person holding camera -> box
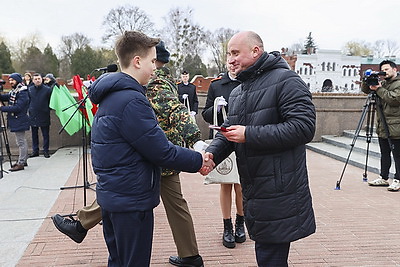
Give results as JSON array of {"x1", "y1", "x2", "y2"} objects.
[
  {"x1": 362, "y1": 60, "x2": 400, "y2": 192},
  {"x1": 0, "y1": 73, "x2": 30, "y2": 171}
]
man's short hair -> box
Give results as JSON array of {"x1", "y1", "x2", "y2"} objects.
[
  {"x1": 115, "y1": 31, "x2": 160, "y2": 69},
  {"x1": 379, "y1": 60, "x2": 397, "y2": 69},
  {"x1": 33, "y1": 73, "x2": 42, "y2": 77}
]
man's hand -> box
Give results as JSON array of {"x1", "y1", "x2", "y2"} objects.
[
  {"x1": 369, "y1": 82, "x2": 381, "y2": 91},
  {"x1": 199, "y1": 152, "x2": 215, "y2": 175},
  {"x1": 221, "y1": 125, "x2": 246, "y2": 143}
]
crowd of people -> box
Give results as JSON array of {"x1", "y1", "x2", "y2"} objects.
[
  {"x1": 0, "y1": 72, "x2": 56, "y2": 171},
  {"x1": 47, "y1": 29, "x2": 318, "y2": 267},
  {"x1": 5, "y1": 28, "x2": 399, "y2": 266}
]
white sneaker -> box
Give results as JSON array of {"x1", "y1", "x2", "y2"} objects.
[
  {"x1": 387, "y1": 179, "x2": 400, "y2": 191},
  {"x1": 368, "y1": 177, "x2": 389, "y2": 186}
]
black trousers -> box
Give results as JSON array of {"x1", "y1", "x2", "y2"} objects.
[
  {"x1": 255, "y1": 242, "x2": 291, "y2": 267},
  {"x1": 31, "y1": 126, "x2": 49, "y2": 153},
  {"x1": 378, "y1": 137, "x2": 400, "y2": 180},
  {"x1": 102, "y1": 209, "x2": 154, "y2": 267}
]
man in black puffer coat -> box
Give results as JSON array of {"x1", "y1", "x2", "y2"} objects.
[{"x1": 204, "y1": 31, "x2": 316, "y2": 266}]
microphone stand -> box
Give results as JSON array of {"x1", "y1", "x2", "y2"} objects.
[{"x1": 59, "y1": 93, "x2": 94, "y2": 207}]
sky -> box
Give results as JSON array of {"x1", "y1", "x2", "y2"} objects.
[{"x1": 2, "y1": 0, "x2": 400, "y2": 58}]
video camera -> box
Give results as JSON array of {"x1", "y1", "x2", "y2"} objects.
[
  {"x1": 0, "y1": 79, "x2": 5, "y2": 92},
  {"x1": 363, "y1": 69, "x2": 386, "y2": 86}
]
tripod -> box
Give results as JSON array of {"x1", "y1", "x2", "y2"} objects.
[
  {"x1": 59, "y1": 95, "x2": 94, "y2": 206},
  {"x1": 336, "y1": 91, "x2": 393, "y2": 189},
  {"x1": 0, "y1": 112, "x2": 13, "y2": 178}
]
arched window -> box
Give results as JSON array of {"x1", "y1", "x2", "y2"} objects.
[
  {"x1": 332, "y1": 63, "x2": 336, "y2": 71},
  {"x1": 305, "y1": 68, "x2": 308, "y2": 75},
  {"x1": 321, "y1": 62, "x2": 325, "y2": 71},
  {"x1": 299, "y1": 68, "x2": 302, "y2": 75},
  {"x1": 343, "y1": 69, "x2": 346, "y2": 76},
  {"x1": 348, "y1": 69, "x2": 351, "y2": 76},
  {"x1": 354, "y1": 69, "x2": 357, "y2": 76},
  {"x1": 327, "y1": 62, "x2": 331, "y2": 71}
]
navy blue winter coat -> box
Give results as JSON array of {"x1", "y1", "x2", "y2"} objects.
[
  {"x1": 89, "y1": 72, "x2": 203, "y2": 212},
  {"x1": 0, "y1": 85, "x2": 30, "y2": 132},
  {"x1": 28, "y1": 84, "x2": 52, "y2": 127},
  {"x1": 206, "y1": 52, "x2": 316, "y2": 244}
]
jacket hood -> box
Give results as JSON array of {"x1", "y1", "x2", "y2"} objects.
[
  {"x1": 237, "y1": 52, "x2": 289, "y2": 82},
  {"x1": 89, "y1": 72, "x2": 145, "y2": 104}
]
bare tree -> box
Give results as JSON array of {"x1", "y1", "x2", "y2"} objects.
[
  {"x1": 102, "y1": 5, "x2": 155, "y2": 44},
  {"x1": 59, "y1": 33, "x2": 91, "y2": 60},
  {"x1": 386, "y1": 39, "x2": 400, "y2": 56},
  {"x1": 344, "y1": 40, "x2": 373, "y2": 56},
  {"x1": 206, "y1": 28, "x2": 237, "y2": 74},
  {"x1": 162, "y1": 7, "x2": 206, "y2": 75},
  {"x1": 373, "y1": 40, "x2": 385, "y2": 58}
]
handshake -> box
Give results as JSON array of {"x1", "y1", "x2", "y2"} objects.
[{"x1": 193, "y1": 140, "x2": 215, "y2": 176}]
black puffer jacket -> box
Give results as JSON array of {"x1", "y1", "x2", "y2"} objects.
[{"x1": 206, "y1": 52, "x2": 316, "y2": 243}]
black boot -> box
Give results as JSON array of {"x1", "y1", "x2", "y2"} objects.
[
  {"x1": 223, "y1": 218, "x2": 235, "y2": 248},
  {"x1": 235, "y1": 214, "x2": 246, "y2": 243}
]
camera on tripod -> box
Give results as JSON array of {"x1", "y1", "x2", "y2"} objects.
[
  {"x1": 363, "y1": 69, "x2": 386, "y2": 86},
  {"x1": 0, "y1": 79, "x2": 5, "y2": 92}
]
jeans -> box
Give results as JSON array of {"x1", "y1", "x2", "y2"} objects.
[{"x1": 14, "y1": 131, "x2": 28, "y2": 164}]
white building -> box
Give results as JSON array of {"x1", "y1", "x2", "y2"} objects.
[{"x1": 295, "y1": 50, "x2": 361, "y2": 93}]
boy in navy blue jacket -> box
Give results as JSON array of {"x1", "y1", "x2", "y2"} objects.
[{"x1": 89, "y1": 31, "x2": 212, "y2": 267}]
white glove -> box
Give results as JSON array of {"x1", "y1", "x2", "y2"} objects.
[
  {"x1": 193, "y1": 140, "x2": 209, "y2": 152},
  {"x1": 182, "y1": 94, "x2": 189, "y2": 100},
  {"x1": 217, "y1": 97, "x2": 227, "y2": 112},
  {"x1": 190, "y1": 111, "x2": 196, "y2": 116}
]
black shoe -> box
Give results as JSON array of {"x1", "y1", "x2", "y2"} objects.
[
  {"x1": 44, "y1": 152, "x2": 50, "y2": 158},
  {"x1": 223, "y1": 218, "x2": 235, "y2": 248},
  {"x1": 169, "y1": 255, "x2": 204, "y2": 267},
  {"x1": 234, "y1": 214, "x2": 246, "y2": 243},
  {"x1": 30, "y1": 152, "x2": 39, "y2": 158},
  {"x1": 51, "y1": 214, "x2": 87, "y2": 243}
]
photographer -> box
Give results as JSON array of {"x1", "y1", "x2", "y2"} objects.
[{"x1": 362, "y1": 60, "x2": 400, "y2": 191}]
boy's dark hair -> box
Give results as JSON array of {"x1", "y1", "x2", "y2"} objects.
[
  {"x1": 33, "y1": 73, "x2": 42, "y2": 77},
  {"x1": 379, "y1": 60, "x2": 397, "y2": 69},
  {"x1": 115, "y1": 31, "x2": 160, "y2": 69}
]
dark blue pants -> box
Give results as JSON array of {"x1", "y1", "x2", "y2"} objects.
[
  {"x1": 31, "y1": 126, "x2": 49, "y2": 153},
  {"x1": 101, "y1": 209, "x2": 154, "y2": 267},
  {"x1": 255, "y1": 242, "x2": 291, "y2": 267},
  {"x1": 378, "y1": 137, "x2": 400, "y2": 180}
]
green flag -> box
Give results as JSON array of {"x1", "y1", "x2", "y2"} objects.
[{"x1": 49, "y1": 85, "x2": 82, "y2": 136}]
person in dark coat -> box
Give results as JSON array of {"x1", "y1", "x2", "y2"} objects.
[
  {"x1": 43, "y1": 73, "x2": 59, "y2": 89},
  {"x1": 88, "y1": 31, "x2": 212, "y2": 267},
  {"x1": 28, "y1": 73, "x2": 52, "y2": 158},
  {"x1": 0, "y1": 73, "x2": 30, "y2": 171},
  {"x1": 202, "y1": 65, "x2": 246, "y2": 249},
  {"x1": 177, "y1": 71, "x2": 198, "y2": 115},
  {"x1": 203, "y1": 31, "x2": 316, "y2": 266}
]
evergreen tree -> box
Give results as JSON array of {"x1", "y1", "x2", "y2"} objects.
[
  {"x1": 71, "y1": 46, "x2": 106, "y2": 78},
  {"x1": 303, "y1": 32, "x2": 317, "y2": 54},
  {"x1": 0, "y1": 41, "x2": 15, "y2": 74},
  {"x1": 43, "y1": 44, "x2": 59, "y2": 76},
  {"x1": 182, "y1": 54, "x2": 208, "y2": 77}
]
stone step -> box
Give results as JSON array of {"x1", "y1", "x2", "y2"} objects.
[{"x1": 306, "y1": 132, "x2": 396, "y2": 179}]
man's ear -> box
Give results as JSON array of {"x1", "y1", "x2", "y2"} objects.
[
  {"x1": 252, "y1": 46, "x2": 262, "y2": 58},
  {"x1": 132, "y1": 56, "x2": 141, "y2": 69}
]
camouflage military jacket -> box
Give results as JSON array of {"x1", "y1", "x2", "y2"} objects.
[{"x1": 147, "y1": 67, "x2": 202, "y2": 176}]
